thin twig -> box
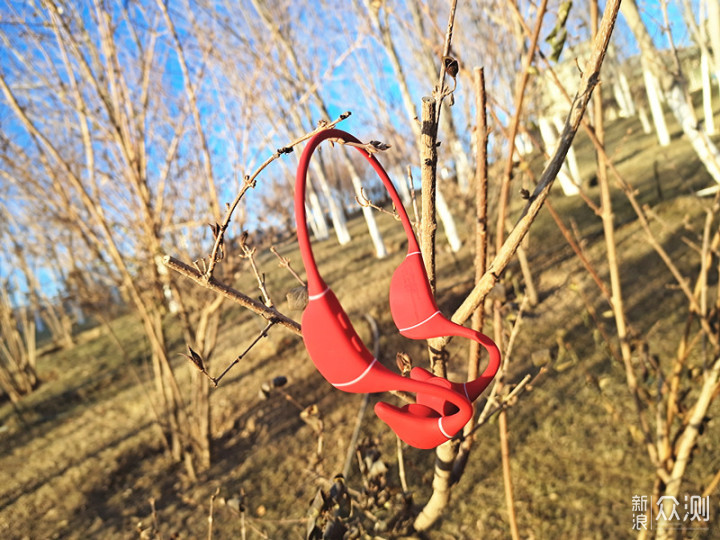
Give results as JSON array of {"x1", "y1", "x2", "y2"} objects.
[
  {"x1": 212, "y1": 321, "x2": 275, "y2": 386},
  {"x1": 486, "y1": 100, "x2": 602, "y2": 216},
  {"x1": 208, "y1": 487, "x2": 220, "y2": 540},
  {"x1": 470, "y1": 372, "x2": 539, "y2": 435},
  {"x1": 461, "y1": 66, "x2": 489, "y2": 452},
  {"x1": 204, "y1": 111, "x2": 351, "y2": 278},
  {"x1": 397, "y1": 435, "x2": 409, "y2": 494},
  {"x1": 239, "y1": 233, "x2": 274, "y2": 308},
  {"x1": 496, "y1": 293, "x2": 523, "y2": 540},
  {"x1": 270, "y1": 246, "x2": 306, "y2": 287},
  {"x1": 546, "y1": 201, "x2": 612, "y2": 302},
  {"x1": 405, "y1": 166, "x2": 420, "y2": 229},
  {"x1": 355, "y1": 187, "x2": 400, "y2": 220},
  {"x1": 433, "y1": 0, "x2": 458, "y2": 117},
  {"x1": 470, "y1": 301, "x2": 543, "y2": 435}
]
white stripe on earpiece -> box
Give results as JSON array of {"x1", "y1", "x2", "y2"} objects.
[
  {"x1": 333, "y1": 358, "x2": 378, "y2": 388},
  {"x1": 308, "y1": 287, "x2": 330, "y2": 301},
  {"x1": 438, "y1": 417, "x2": 452, "y2": 439},
  {"x1": 398, "y1": 310, "x2": 441, "y2": 332}
]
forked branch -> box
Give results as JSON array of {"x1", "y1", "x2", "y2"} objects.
[{"x1": 163, "y1": 255, "x2": 301, "y2": 335}]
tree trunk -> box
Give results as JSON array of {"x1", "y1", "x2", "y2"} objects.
[
  {"x1": 0, "y1": 287, "x2": 39, "y2": 401},
  {"x1": 638, "y1": 104, "x2": 653, "y2": 134},
  {"x1": 642, "y1": 66, "x2": 671, "y2": 146},
  {"x1": 614, "y1": 70, "x2": 637, "y2": 117},
  {"x1": 701, "y1": 49, "x2": 715, "y2": 135},
  {"x1": 395, "y1": 167, "x2": 413, "y2": 206},
  {"x1": 612, "y1": 80, "x2": 631, "y2": 117},
  {"x1": 436, "y1": 188, "x2": 462, "y2": 252},
  {"x1": 310, "y1": 155, "x2": 351, "y2": 245},
  {"x1": 707, "y1": 0, "x2": 720, "y2": 97},
  {"x1": 347, "y1": 162, "x2": 388, "y2": 258},
  {"x1": 666, "y1": 83, "x2": 720, "y2": 183}
]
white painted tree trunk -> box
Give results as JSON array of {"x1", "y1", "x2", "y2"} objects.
[
  {"x1": 638, "y1": 104, "x2": 652, "y2": 134},
  {"x1": 618, "y1": 71, "x2": 637, "y2": 116},
  {"x1": 436, "y1": 187, "x2": 462, "y2": 252},
  {"x1": 395, "y1": 167, "x2": 413, "y2": 206},
  {"x1": 347, "y1": 165, "x2": 388, "y2": 258},
  {"x1": 448, "y1": 134, "x2": 472, "y2": 194},
  {"x1": 514, "y1": 132, "x2": 533, "y2": 156},
  {"x1": 154, "y1": 254, "x2": 179, "y2": 314},
  {"x1": 666, "y1": 83, "x2": 720, "y2": 184},
  {"x1": 305, "y1": 204, "x2": 320, "y2": 238},
  {"x1": 307, "y1": 187, "x2": 329, "y2": 240},
  {"x1": 538, "y1": 116, "x2": 579, "y2": 196},
  {"x1": 612, "y1": 80, "x2": 630, "y2": 117},
  {"x1": 643, "y1": 66, "x2": 671, "y2": 146},
  {"x1": 553, "y1": 115, "x2": 582, "y2": 184},
  {"x1": 707, "y1": 0, "x2": 720, "y2": 98},
  {"x1": 611, "y1": 71, "x2": 636, "y2": 118},
  {"x1": 311, "y1": 159, "x2": 351, "y2": 245},
  {"x1": 701, "y1": 49, "x2": 716, "y2": 135}
]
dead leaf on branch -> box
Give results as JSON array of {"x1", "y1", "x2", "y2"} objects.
[
  {"x1": 208, "y1": 222, "x2": 222, "y2": 240},
  {"x1": 443, "y1": 55, "x2": 459, "y2": 78},
  {"x1": 396, "y1": 352, "x2": 412, "y2": 377},
  {"x1": 181, "y1": 345, "x2": 206, "y2": 374},
  {"x1": 334, "y1": 138, "x2": 391, "y2": 154},
  {"x1": 367, "y1": 140, "x2": 391, "y2": 152},
  {"x1": 208, "y1": 222, "x2": 225, "y2": 262},
  {"x1": 286, "y1": 286, "x2": 309, "y2": 310}
]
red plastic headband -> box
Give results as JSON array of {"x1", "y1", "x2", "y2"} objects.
[{"x1": 295, "y1": 129, "x2": 500, "y2": 448}]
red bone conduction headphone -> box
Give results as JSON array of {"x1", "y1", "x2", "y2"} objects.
[{"x1": 294, "y1": 129, "x2": 501, "y2": 449}]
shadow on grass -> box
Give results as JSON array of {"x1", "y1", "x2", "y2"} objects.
[{"x1": 0, "y1": 419, "x2": 157, "y2": 513}]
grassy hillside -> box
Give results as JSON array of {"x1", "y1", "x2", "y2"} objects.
[{"x1": 1, "y1": 93, "x2": 720, "y2": 539}]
